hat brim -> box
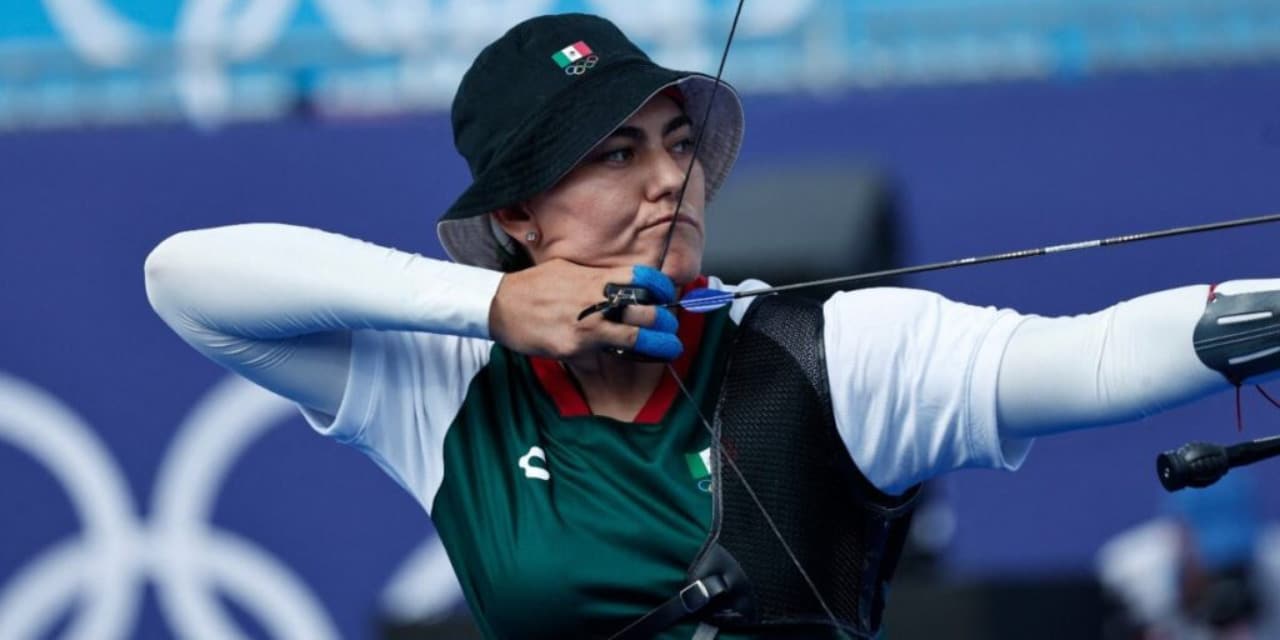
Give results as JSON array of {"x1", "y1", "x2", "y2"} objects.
[{"x1": 437, "y1": 66, "x2": 745, "y2": 270}]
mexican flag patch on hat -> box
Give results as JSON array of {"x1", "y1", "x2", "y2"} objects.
[{"x1": 551, "y1": 41, "x2": 593, "y2": 68}]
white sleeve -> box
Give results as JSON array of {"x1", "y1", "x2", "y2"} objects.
[
  {"x1": 307, "y1": 328, "x2": 491, "y2": 514},
  {"x1": 144, "y1": 223, "x2": 503, "y2": 417},
  {"x1": 995, "y1": 284, "x2": 1233, "y2": 437},
  {"x1": 829, "y1": 282, "x2": 1256, "y2": 496},
  {"x1": 823, "y1": 287, "x2": 1027, "y2": 495}
]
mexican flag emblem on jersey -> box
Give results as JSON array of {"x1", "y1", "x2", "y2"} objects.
[
  {"x1": 685, "y1": 447, "x2": 712, "y2": 492},
  {"x1": 551, "y1": 41, "x2": 593, "y2": 68}
]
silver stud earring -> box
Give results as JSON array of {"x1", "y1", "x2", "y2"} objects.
[{"x1": 525, "y1": 231, "x2": 539, "y2": 244}]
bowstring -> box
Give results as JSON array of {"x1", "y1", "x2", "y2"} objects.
[
  {"x1": 654, "y1": 1, "x2": 744, "y2": 269},
  {"x1": 651, "y1": 0, "x2": 843, "y2": 629}
]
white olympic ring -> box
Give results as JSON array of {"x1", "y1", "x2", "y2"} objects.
[
  {"x1": 0, "y1": 373, "x2": 345, "y2": 639},
  {"x1": 0, "y1": 370, "x2": 465, "y2": 637},
  {"x1": 564, "y1": 54, "x2": 599, "y2": 76}
]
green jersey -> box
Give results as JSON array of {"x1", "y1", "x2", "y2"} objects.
[
  {"x1": 305, "y1": 277, "x2": 1025, "y2": 638},
  {"x1": 432, "y1": 306, "x2": 730, "y2": 639}
]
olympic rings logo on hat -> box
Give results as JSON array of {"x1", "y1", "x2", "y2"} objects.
[{"x1": 564, "y1": 54, "x2": 599, "y2": 76}]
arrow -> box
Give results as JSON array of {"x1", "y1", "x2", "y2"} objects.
[{"x1": 668, "y1": 211, "x2": 1280, "y2": 312}]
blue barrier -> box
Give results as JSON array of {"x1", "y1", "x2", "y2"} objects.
[{"x1": 1, "y1": 1, "x2": 1279, "y2": 129}]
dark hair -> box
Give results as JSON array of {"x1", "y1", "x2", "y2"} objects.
[{"x1": 496, "y1": 235, "x2": 535, "y2": 272}]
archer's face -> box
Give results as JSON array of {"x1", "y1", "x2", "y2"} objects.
[{"x1": 523, "y1": 95, "x2": 706, "y2": 285}]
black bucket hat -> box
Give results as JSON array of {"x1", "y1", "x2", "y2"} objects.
[{"x1": 437, "y1": 13, "x2": 745, "y2": 270}]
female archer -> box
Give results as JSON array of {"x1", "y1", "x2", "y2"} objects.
[{"x1": 144, "y1": 12, "x2": 1280, "y2": 640}]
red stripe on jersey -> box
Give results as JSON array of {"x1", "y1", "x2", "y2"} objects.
[
  {"x1": 633, "y1": 280, "x2": 708, "y2": 423},
  {"x1": 530, "y1": 276, "x2": 710, "y2": 422},
  {"x1": 529, "y1": 357, "x2": 592, "y2": 417}
]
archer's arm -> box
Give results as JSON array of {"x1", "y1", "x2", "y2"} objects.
[
  {"x1": 824, "y1": 281, "x2": 1278, "y2": 494},
  {"x1": 143, "y1": 223, "x2": 501, "y2": 416},
  {"x1": 993, "y1": 282, "x2": 1267, "y2": 437},
  {"x1": 144, "y1": 223, "x2": 677, "y2": 417}
]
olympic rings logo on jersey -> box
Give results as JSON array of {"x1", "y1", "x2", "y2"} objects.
[
  {"x1": 564, "y1": 54, "x2": 599, "y2": 76},
  {"x1": 0, "y1": 372, "x2": 463, "y2": 638}
]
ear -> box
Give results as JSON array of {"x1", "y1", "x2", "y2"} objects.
[{"x1": 491, "y1": 205, "x2": 537, "y2": 244}]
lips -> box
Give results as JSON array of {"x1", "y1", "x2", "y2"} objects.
[{"x1": 647, "y1": 213, "x2": 701, "y2": 232}]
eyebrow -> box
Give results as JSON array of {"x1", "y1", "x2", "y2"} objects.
[{"x1": 605, "y1": 114, "x2": 694, "y2": 142}]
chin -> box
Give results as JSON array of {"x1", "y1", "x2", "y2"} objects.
[{"x1": 661, "y1": 253, "x2": 703, "y2": 287}]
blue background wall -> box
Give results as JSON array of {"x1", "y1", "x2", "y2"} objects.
[{"x1": 2, "y1": 63, "x2": 1279, "y2": 637}]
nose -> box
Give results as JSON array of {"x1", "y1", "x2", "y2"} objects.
[{"x1": 647, "y1": 146, "x2": 691, "y2": 204}]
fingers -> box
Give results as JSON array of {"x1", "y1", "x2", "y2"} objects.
[
  {"x1": 492, "y1": 259, "x2": 687, "y2": 361},
  {"x1": 592, "y1": 321, "x2": 684, "y2": 361},
  {"x1": 616, "y1": 305, "x2": 681, "y2": 361},
  {"x1": 616, "y1": 304, "x2": 676, "y2": 332},
  {"x1": 612, "y1": 265, "x2": 681, "y2": 359},
  {"x1": 622, "y1": 306, "x2": 682, "y2": 359},
  {"x1": 565, "y1": 263, "x2": 683, "y2": 360},
  {"x1": 589, "y1": 285, "x2": 682, "y2": 361},
  {"x1": 634, "y1": 326, "x2": 683, "y2": 360},
  {"x1": 629, "y1": 265, "x2": 676, "y2": 303},
  {"x1": 596, "y1": 265, "x2": 675, "y2": 306}
]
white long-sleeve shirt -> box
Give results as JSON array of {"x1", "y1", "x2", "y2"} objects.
[{"x1": 144, "y1": 223, "x2": 1233, "y2": 497}]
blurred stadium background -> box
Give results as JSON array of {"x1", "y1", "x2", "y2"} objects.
[{"x1": 2, "y1": 1, "x2": 1280, "y2": 638}]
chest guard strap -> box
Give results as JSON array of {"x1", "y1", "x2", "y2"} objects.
[{"x1": 614, "y1": 295, "x2": 920, "y2": 639}]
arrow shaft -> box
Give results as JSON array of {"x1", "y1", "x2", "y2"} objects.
[{"x1": 672, "y1": 211, "x2": 1280, "y2": 308}]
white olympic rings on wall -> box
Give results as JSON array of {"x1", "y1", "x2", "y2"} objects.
[{"x1": 0, "y1": 373, "x2": 340, "y2": 639}]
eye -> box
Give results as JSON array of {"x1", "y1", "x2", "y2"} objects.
[
  {"x1": 671, "y1": 136, "x2": 695, "y2": 154},
  {"x1": 596, "y1": 147, "x2": 633, "y2": 164}
]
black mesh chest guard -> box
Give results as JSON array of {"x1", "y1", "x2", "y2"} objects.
[{"x1": 691, "y1": 294, "x2": 920, "y2": 637}]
